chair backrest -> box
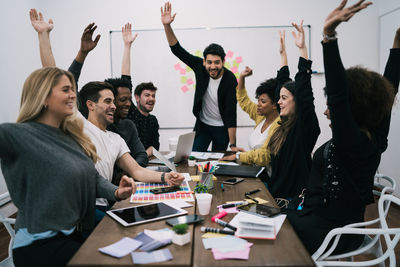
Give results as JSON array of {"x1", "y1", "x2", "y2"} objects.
[
  {"x1": 0, "y1": 193, "x2": 16, "y2": 266},
  {"x1": 374, "y1": 173, "x2": 396, "y2": 195}
]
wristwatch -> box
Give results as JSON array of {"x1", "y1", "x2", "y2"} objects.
[
  {"x1": 229, "y1": 143, "x2": 236, "y2": 148},
  {"x1": 322, "y1": 31, "x2": 337, "y2": 41},
  {"x1": 236, "y1": 152, "x2": 240, "y2": 160},
  {"x1": 161, "y1": 172, "x2": 166, "y2": 184}
]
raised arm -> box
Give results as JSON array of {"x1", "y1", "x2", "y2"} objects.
[
  {"x1": 29, "y1": 8, "x2": 55, "y2": 67},
  {"x1": 279, "y1": 30, "x2": 288, "y2": 67},
  {"x1": 237, "y1": 67, "x2": 259, "y2": 121},
  {"x1": 121, "y1": 23, "x2": 138, "y2": 76},
  {"x1": 161, "y1": 2, "x2": 178, "y2": 46},
  {"x1": 68, "y1": 23, "x2": 100, "y2": 86},
  {"x1": 322, "y1": 0, "x2": 372, "y2": 146},
  {"x1": 292, "y1": 20, "x2": 308, "y2": 60}
]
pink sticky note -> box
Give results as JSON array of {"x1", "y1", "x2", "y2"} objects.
[
  {"x1": 212, "y1": 243, "x2": 253, "y2": 260},
  {"x1": 235, "y1": 56, "x2": 243, "y2": 63},
  {"x1": 180, "y1": 69, "x2": 187, "y2": 75},
  {"x1": 181, "y1": 85, "x2": 189, "y2": 93},
  {"x1": 230, "y1": 66, "x2": 238, "y2": 73},
  {"x1": 187, "y1": 78, "x2": 194, "y2": 85},
  {"x1": 174, "y1": 63, "x2": 181, "y2": 70},
  {"x1": 226, "y1": 50, "x2": 234, "y2": 58}
]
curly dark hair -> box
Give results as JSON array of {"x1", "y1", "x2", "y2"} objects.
[
  {"x1": 327, "y1": 66, "x2": 395, "y2": 131},
  {"x1": 255, "y1": 78, "x2": 278, "y2": 101},
  {"x1": 104, "y1": 77, "x2": 132, "y2": 96}
]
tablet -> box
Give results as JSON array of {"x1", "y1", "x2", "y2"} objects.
[{"x1": 107, "y1": 202, "x2": 188, "y2": 227}]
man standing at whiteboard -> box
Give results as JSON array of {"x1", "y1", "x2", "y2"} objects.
[{"x1": 161, "y1": 2, "x2": 237, "y2": 152}]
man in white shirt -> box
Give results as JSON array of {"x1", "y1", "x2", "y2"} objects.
[{"x1": 78, "y1": 81, "x2": 184, "y2": 210}]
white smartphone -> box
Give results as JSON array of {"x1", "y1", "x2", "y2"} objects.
[{"x1": 222, "y1": 177, "x2": 244, "y2": 185}]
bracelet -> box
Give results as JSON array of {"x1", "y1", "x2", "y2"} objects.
[
  {"x1": 322, "y1": 31, "x2": 337, "y2": 41},
  {"x1": 161, "y1": 172, "x2": 166, "y2": 184},
  {"x1": 229, "y1": 143, "x2": 236, "y2": 148}
]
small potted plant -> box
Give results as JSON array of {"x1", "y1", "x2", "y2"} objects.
[
  {"x1": 172, "y1": 223, "x2": 190, "y2": 246},
  {"x1": 194, "y1": 183, "x2": 209, "y2": 194},
  {"x1": 188, "y1": 156, "x2": 196, "y2": 167}
]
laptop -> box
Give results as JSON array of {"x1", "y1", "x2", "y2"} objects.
[{"x1": 149, "y1": 132, "x2": 195, "y2": 165}]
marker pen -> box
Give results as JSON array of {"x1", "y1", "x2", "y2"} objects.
[
  {"x1": 213, "y1": 218, "x2": 237, "y2": 231},
  {"x1": 221, "y1": 201, "x2": 248, "y2": 209},
  {"x1": 201, "y1": 227, "x2": 235, "y2": 235},
  {"x1": 245, "y1": 188, "x2": 261, "y2": 195}
]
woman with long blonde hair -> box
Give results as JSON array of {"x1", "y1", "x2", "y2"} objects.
[{"x1": 0, "y1": 67, "x2": 135, "y2": 266}]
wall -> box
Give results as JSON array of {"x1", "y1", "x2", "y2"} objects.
[
  {"x1": 1, "y1": 0, "x2": 396, "y2": 199},
  {"x1": 377, "y1": 0, "x2": 400, "y2": 196}
]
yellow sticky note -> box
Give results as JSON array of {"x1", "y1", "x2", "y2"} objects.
[
  {"x1": 245, "y1": 197, "x2": 268, "y2": 204},
  {"x1": 191, "y1": 175, "x2": 217, "y2": 182},
  {"x1": 202, "y1": 232, "x2": 227, "y2": 238}
]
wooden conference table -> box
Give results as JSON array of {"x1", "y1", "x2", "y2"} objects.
[{"x1": 68, "y1": 161, "x2": 314, "y2": 267}]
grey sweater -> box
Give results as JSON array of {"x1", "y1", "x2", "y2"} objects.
[{"x1": 0, "y1": 121, "x2": 117, "y2": 234}]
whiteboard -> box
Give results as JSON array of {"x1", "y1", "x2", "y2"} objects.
[{"x1": 110, "y1": 26, "x2": 311, "y2": 128}]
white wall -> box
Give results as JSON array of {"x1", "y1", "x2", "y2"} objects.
[{"x1": 1, "y1": 0, "x2": 397, "y2": 197}]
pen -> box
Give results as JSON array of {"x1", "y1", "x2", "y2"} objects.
[
  {"x1": 245, "y1": 194, "x2": 259, "y2": 204},
  {"x1": 201, "y1": 227, "x2": 235, "y2": 235},
  {"x1": 221, "y1": 201, "x2": 248, "y2": 209},
  {"x1": 245, "y1": 188, "x2": 261, "y2": 195},
  {"x1": 213, "y1": 218, "x2": 237, "y2": 231}
]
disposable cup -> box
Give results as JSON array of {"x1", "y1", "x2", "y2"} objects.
[
  {"x1": 195, "y1": 193, "x2": 213, "y2": 215},
  {"x1": 168, "y1": 137, "x2": 178, "y2": 151}
]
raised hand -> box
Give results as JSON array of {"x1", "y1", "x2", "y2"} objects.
[
  {"x1": 279, "y1": 30, "x2": 286, "y2": 55},
  {"x1": 29, "y1": 8, "x2": 53, "y2": 33},
  {"x1": 240, "y1": 66, "x2": 253, "y2": 78},
  {"x1": 324, "y1": 0, "x2": 372, "y2": 36},
  {"x1": 80, "y1": 23, "x2": 100, "y2": 54},
  {"x1": 122, "y1": 23, "x2": 138, "y2": 47},
  {"x1": 161, "y1": 2, "x2": 176, "y2": 25},
  {"x1": 291, "y1": 20, "x2": 306, "y2": 49},
  {"x1": 393, "y1": 27, "x2": 400, "y2": 49}
]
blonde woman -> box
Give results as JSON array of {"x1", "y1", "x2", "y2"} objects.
[{"x1": 0, "y1": 67, "x2": 135, "y2": 266}]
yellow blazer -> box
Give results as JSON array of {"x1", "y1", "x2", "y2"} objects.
[{"x1": 236, "y1": 87, "x2": 280, "y2": 166}]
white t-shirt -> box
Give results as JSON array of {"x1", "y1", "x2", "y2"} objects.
[
  {"x1": 199, "y1": 77, "x2": 224, "y2": 126},
  {"x1": 78, "y1": 112, "x2": 130, "y2": 206},
  {"x1": 248, "y1": 119, "x2": 271, "y2": 150}
]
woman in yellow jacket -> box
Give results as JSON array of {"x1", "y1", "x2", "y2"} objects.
[{"x1": 221, "y1": 66, "x2": 280, "y2": 173}]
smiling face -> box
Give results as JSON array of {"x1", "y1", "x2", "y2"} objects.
[
  {"x1": 277, "y1": 87, "x2": 295, "y2": 117},
  {"x1": 45, "y1": 74, "x2": 76, "y2": 119},
  {"x1": 257, "y1": 93, "x2": 276, "y2": 117},
  {"x1": 87, "y1": 89, "x2": 116, "y2": 128},
  {"x1": 115, "y1": 87, "x2": 132, "y2": 119},
  {"x1": 203, "y1": 54, "x2": 224, "y2": 79},
  {"x1": 135, "y1": 89, "x2": 156, "y2": 115}
]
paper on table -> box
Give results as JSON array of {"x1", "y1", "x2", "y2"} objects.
[
  {"x1": 164, "y1": 200, "x2": 193, "y2": 208},
  {"x1": 244, "y1": 198, "x2": 268, "y2": 204},
  {"x1": 201, "y1": 232, "x2": 227, "y2": 238},
  {"x1": 190, "y1": 152, "x2": 224, "y2": 159},
  {"x1": 131, "y1": 248, "x2": 173, "y2": 264},
  {"x1": 212, "y1": 242, "x2": 253, "y2": 260},
  {"x1": 98, "y1": 237, "x2": 142, "y2": 258},
  {"x1": 144, "y1": 228, "x2": 173, "y2": 241},
  {"x1": 182, "y1": 173, "x2": 191, "y2": 181},
  {"x1": 202, "y1": 236, "x2": 248, "y2": 252}
]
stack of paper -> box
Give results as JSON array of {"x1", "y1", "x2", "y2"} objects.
[
  {"x1": 229, "y1": 212, "x2": 286, "y2": 239},
  {"x1": 202, "y1": 235, "x2": 253, "y2": 260}
]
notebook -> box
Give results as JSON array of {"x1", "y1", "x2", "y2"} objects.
[
  {"x1": 214, "y1": 165, "x2": 265, "y2": 178},
  {"x1": 149, "y1": 132, "x2": 195, "y2": 164}
]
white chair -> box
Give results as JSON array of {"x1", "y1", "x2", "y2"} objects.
[
  {"x1": 312, "y1": 194, "x2": 400, "y2": 267},
  {"x1": 0, "y1": 193, "x2": 15, "y2": 267},
  {"x1": 373, "y1": 173, "x2": 396, "y2": 196}
]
